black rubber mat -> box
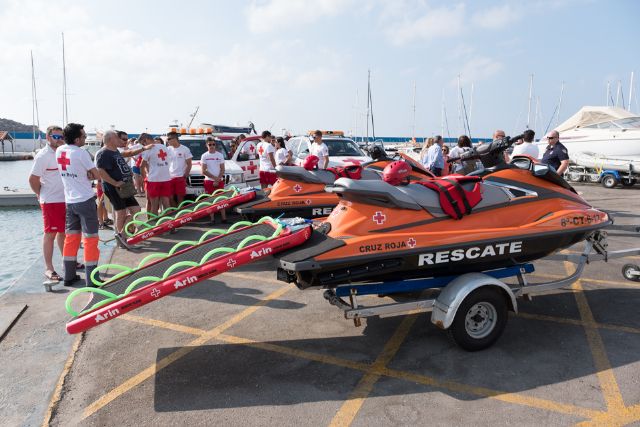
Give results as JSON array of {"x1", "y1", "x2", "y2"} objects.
[
  {"x1": 87, "y1": 223, "x2": 275, "y2": 309},
  {"x1": 147, "y1": 190, "x2": 235, "y2": 228},
  {"x1": 275, "y1": 230, "x2": 344, "y2": 263}
]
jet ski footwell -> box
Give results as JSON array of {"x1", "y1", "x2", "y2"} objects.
[{"x1": 65, "y1": 218, "x2": 312, "y2": 334}]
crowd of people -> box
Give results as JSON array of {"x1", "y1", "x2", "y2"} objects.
[
  {"x1": 418, "y1": 129, "x2": 569, "y2": 177},
  {"x1": 28, "y1": 122, "x2": 569, "y2": 289}
]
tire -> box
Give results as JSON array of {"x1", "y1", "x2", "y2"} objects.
[
  {"x1": 621, "y1": 178, "x2": 637, "y2": 187},
  {"x1": 601, "y1": 174, "x2": 618, "y2": 189},
  {"x1": 587, "y1": 174, "x2": 601, "y2": 183},
  {"x1": 622, "y1": 264, "x2": 640, "y2": 282},
  {"x1": 447, "y1": 287, "x2": 508, "y2": 351},
  {"x1": 566, "y1": 172, "x2": 583, "y2": 182}
]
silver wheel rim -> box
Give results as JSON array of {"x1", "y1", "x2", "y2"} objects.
[
  {"x1": 464, "y1": 302, "x2": 497, "y2": 339},
  {"x1": 624, "y1": 267, "x2": 635, "y2": 280}
]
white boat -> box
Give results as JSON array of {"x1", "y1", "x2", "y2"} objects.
[
  {"x1": 572, "y1": 151, "x2": 640, "y2": 173},
  {"x1": 538, "y1": 106, "x2": 640, "y2": 159}
]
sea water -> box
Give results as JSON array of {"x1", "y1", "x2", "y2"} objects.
[{"x1": 0, "y1": 161, "x2": 43, "y2": 294}]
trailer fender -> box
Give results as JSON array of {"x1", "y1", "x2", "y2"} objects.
[{"x1": 431, "y1": 273, "x2": 517, "y2": 330}]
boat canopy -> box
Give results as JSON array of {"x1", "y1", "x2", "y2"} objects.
[{"x1": 556, "y1": 106, "x2": 637, "y2": 132}]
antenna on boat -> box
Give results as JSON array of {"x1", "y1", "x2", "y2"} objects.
[
  {"x1": 526, "y1": 74, "x2": 533, "y2": 129},
  {"x1": 186, "y1": 106, "x2": 199, "y2": 129},
  {"x1": 30, "y1": 51, "x2": 41, "y2": 151},
  {"x1": 628, "y1": 71, "x2": 634, "y2": 111},
  {"x1": 365, "y1": 70, "x2": 370, "y2": 144},
  {"x1": 469, "y1": 82, "x2": 474, "y2": 133},
  {"x1": 62, "y1": 32, "x2": 69, "y2": 126},
  {"x1": 615, "y1": 80, "x2": 622, "y2": 107},
  {"x1": 556, "y1": 81, "x2": 564, "y2": 126},
  {"x1": 441, "y1": 89, "x2": 451, "y2": 140}
]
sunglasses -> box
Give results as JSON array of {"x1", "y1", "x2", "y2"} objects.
[
  {"x1": 547, "y1": 136, "x2": 557, "y2": 140},
  {"x1": 50, "y1": 134, "x2": 64, "y2": 140},
  {"x1": 207, "y1": 143, "x2": 216, "y2": 147}
]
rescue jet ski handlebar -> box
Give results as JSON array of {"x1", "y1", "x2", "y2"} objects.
[{"x1": 448, "y1": 134, "x2": 525, "y2": 168}]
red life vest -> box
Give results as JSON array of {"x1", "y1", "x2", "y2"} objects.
[
  {"x1": 327, "y1": 165, "x2": 363, "y2": 180},
  {"x1": 414, "y1": 176, "x2": 482, "y2": 219}
]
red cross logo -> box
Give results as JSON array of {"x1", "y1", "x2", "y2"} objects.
[
  {"x1": 372, "y1": 211, "x2": 386, "y2": 224},
  {"x1": 247, "y1": 161, "x2": 257, "y2": 174},
  {"x1": 258, "y1": 146, "x2": 264, "y2": 156},
  {"x1": 305, "y1": 199, "x2": 311, "y2": 205},
  {"x1": 227, "y1": 258, "x2": 236, "y2": 268},
  {"x1": 57, "y1": 151, "x2": 71, "y2": 171},
  {"x1": 293, "y1": 184, "x2": 302, "y2": 193},
  {"x1": 157, "y1": 149, "x2": 167, "y2": 161},
  {"x1": 151, "y1": 288, "x2": 161, "y2": 298},
  {"x1": 407, "y1": 238, "x2": 416, "y2": 248},
  {"x1": 249, "y1": 144, "x2": 255, "y2": 152}
]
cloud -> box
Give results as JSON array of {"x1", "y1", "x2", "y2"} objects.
[
  {"x1": 384, "y1": 4, "x2": 466, "y2": 45},
  {"x1": 471, "y1": 4, "x2": 522, "y2": 29},
  {"x1": 245, "y1": 0, "x2": 355, "y2": 33}
]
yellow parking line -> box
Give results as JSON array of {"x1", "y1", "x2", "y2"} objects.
[
  {"x1": 221, "y1": 271, "x2": 284, "y2": 286},
  {"x1": 517, "y1": 312, "x2": 640, "y2": 335},
  {"x1": 115, "y1": 314, "x2": 603, "y2": 421},
  {"x1": 120, "y1": 313, "x2": 207, "y2": 336},
  {"x1": 566, "y1": 262, "x2": 626, "y2": 414},
  {"x1": 329, "y1": 315, "x2": 419, "y2": 427},
  {"x1": 576, "y1": 402, "x2": 639, "y2": 426},
  {"x1": 82, "y1": 284, "x2": 294, "y2": 420}
]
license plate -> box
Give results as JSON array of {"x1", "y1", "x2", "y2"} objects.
[{"x1": 191, "y1": 188, "x2": 205, "y2": 195}]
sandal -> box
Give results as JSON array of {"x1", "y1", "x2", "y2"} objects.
[{"x1": 44, "y1": 270, "x2": 62, "y2": 281}]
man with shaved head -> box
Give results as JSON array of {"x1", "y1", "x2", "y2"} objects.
[{"x1": 541, "y1": 130, "x2": 569, "y2": 175}]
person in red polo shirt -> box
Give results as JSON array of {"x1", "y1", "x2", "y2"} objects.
[
  {"x1": 29, "y1": 125, "x2": 66, "y2": 283},
  {"x1": 140, "y1": 133, "x2": 172, "y2": 216},
  {"x1": 166, "y1": 131, "x2": 193, "y2": 207}
]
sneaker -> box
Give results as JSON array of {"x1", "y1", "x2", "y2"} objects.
[{"x1": 64, "y1": 275, "x2": 81, "y2": 286}]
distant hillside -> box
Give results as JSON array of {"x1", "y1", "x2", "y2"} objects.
[{"x1": 0, "y1": 118, "x2": 39, "y2": 132}]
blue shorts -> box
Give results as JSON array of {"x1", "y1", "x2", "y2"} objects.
[{"x1": 132, "y1": 166, "x2": 141, "y2": 175}]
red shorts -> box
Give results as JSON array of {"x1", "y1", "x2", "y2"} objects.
[
  {"x1": 204, "y1": 179, "x2": 225, "y2": 194},
  {"x1": 96, "y1": 184, "x2": 104, "y2": 198},
  {"x1": 41, "y1": 202, "x2": 66, "y2": 233},
  {"x1": 146, "y1": 181, "x2": 172, "y2": 198},
  {"x1": 259, "y1": 170, "x2": 277, "y2": 185},
  {"x1": 170, "y1": 177, "x2": 187, "y2": 196}
]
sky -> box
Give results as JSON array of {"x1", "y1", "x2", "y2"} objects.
[{"x1": 1, "y1": 0, "x2": 638, "y2": 138}]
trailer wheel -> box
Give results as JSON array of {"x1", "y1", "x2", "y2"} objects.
[
  {"x1": 447, "y1": 287, "x2": 508, "y2": 351},
  {"x1": 621, "y1": 178, "x2": 637, "y2": 187},
  {"x1": 601, "y1": 175, "x2": 618, "y2": 189},
  {"x1": 622, "y1": 264, "x2": 640, "y2": 282},
  {"x1": 566, "y1": 172, "x2": 583, "y2": 182}
]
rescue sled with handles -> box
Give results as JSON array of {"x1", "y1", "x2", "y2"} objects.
[
  {"x1": 65, "y1": 216, "x2": 312, "y2": 334},
  {"x1": 123, "y1": 187, "x2": 256, "y2": 245}
]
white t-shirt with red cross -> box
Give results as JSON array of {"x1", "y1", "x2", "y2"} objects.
[
  {"x1": 257, "y1": 140, "x2": 275, "y2": 171},
  {"x1": 310, "y1": 142, "x2": 329, "y2": 169},
  {"x1": 129, "y1": 143, "x2": 143, "y2": 168},
  {"x1": 241, "y1": 141, "x2": 256, "y2": 158},
  {"x1": 200, "y1": 151, "x2": 225, "y2": 181},
  {"x1": 31, "y1": 144, "x2": 66, "y2": 203},
  {"x1": 141, "y1": 143, "x2": 171, "y2": 182},
  {"x1": 168, "y1": 144, "x2": 193, "y2": 178},
  {"x1": 55, "y1": 144, "x2": 96, "y2": 204}
]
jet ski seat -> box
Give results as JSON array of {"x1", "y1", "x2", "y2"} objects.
[{"x1": 276, "y1": 165, "x2": 378, "y2": 185}]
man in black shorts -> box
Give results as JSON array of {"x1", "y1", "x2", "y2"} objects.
[{"x1": 95, "y1": 130, "x2": 150, "y2": 245}]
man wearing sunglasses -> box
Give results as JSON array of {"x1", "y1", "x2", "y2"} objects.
[
  {"x1": 29, "y1": 125, "x2": 67, "y2": 283},
  {"x1": 200, "y1": 137, "x2": 227, "y2": 223},
  {"x1": 541, "y1": 130, "x2": 569, "y2": 175}
]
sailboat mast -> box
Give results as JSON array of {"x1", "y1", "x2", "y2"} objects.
[
  {"x1": 526, "y1": 74, "x2": 533, "y2": 129},
  {"x1": 629, "y1": 71, "x2": 634, "y2": 111},
  {"x1": 469, "y1": 82, "x2": 474, "y2": 133},
  {"x1": 411, "y1": 81, "x2": 416, "y2": 140},
  {"x1": 62, "y1": 32, "x2": 69, "y2": 126},
  {"x1": 369, "y1": 73, "x2": 375, "y2": 141},
  {"x1": 31, "y1": 51, "x2": 37, "y2": 148},
  {"x1": 606, "y1": 81, "x2": 610, "y2": 106},
  {"x1": 365, "y1": 69, "x2": 370, "y2": 143},
  {"x1": 615, "y1": 80, "x2": 621, "y2": 107},
  {"x1": 556, "y1": 81, "x2": 564, "y2": 126},
  {"x1": 456, "y1": 75, "x2": 462, "y2": 135}
]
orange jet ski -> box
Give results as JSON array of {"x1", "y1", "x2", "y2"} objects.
[
  {"x1": 235, "y1": 150, "x2": 434, "y2": 220},
  {"x1": 275, "y1": 135, "x2": 612, "y2": 289}
]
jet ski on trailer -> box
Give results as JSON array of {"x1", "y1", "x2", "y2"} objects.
[{"x1": 235, "y1": 151, "x2": 434, "y2": 220}]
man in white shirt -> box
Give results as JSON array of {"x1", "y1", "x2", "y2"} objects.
[
  {"x1": 310, "y1": 130, "x2": 329, "y2": 169},
  {"x1": 140, "y1": 133, "x2": 172, "y2": 215},
  {"x1": 200, "y1": 137, "x2": 227, "y2": 223},
  {"x1": 166, "y1": 131, "x2": 193, "y2": 206},
  {"x1": 29, "y1": 125, "x2": 67, "y2": 283},
  {"x1": 56, "y1": 123, "x2": 101, "y2": 287},
  {"x1": 510, "y1": 129, "x2": 539, "y2": 159},
  {"x1": 257, "y1": 130, "x2": 276, "y2": 189}
]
